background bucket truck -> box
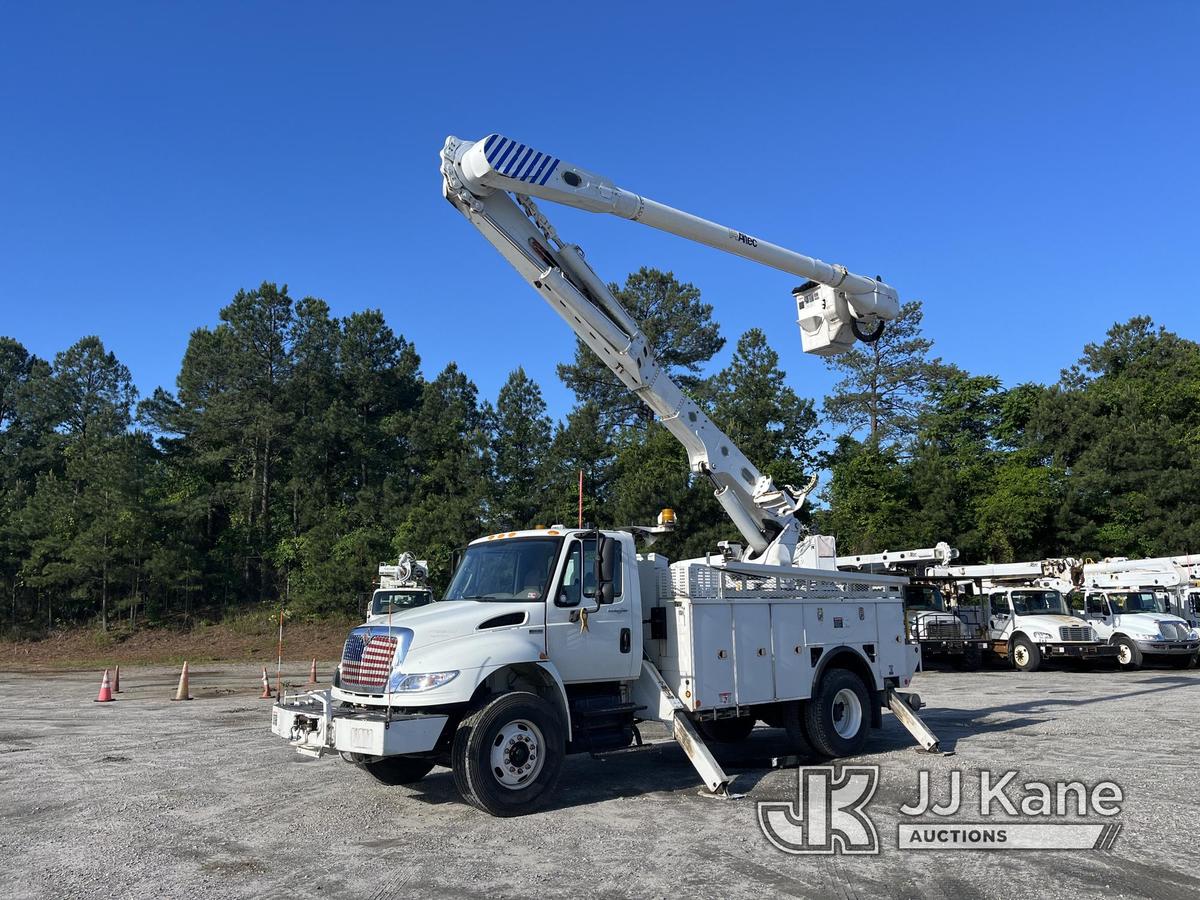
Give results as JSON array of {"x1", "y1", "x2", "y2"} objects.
[
  {"x1": 931, "y1": 560, "x2": 1117, "y2": 672},
  {"x1": 837, "y1": 543, "x2": 988, "y2": 669},
  {"x1": 1070, "y1": 557, "x2": 1200, "y2": 669},
  {"x1": 270, "y1": 132, "x2": 939, "y2": 816}
]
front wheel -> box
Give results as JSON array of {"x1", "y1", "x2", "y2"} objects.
[
  {"x1": 803, "y1": 669, "x2": 871, "y2": 758},
  {"x1": 1170, "y1": 653, "x2": 1197, "y2": 669},
  {"x1": 451, "y1": 692, "x2": 565, "y2": 817},
  {"x1": 1011, "y1": 636, "x2": 1041, "y2": 672},
  {"x1": 1113, "y1": 636, "x2": 1142, "y2": 670},
  {"x1": 358, "y1": 754, "x2": 436, "y2": 785}
]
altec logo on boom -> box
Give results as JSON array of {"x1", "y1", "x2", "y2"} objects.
[{"x1": 757, "y1": 767, "x2": 1124, "y2": 854}]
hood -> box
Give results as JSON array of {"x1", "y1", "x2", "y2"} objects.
[
  {"x1": 1013, "y1": 614, "x2": 1087, "y2": 627},
  {"x1": 376, "y1": 600, "x2": 544, "y2": 651},
  {"x1": 908, "y1": 610, "x2": 960, "y2": 624},
  {"x1": 1112, "y1": 612, "x2": 1186, "y2": 626}
]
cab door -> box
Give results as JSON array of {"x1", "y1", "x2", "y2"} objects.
[
  {"x1": 545, "y1": 537, "x2": 636, "y2": 683},
  {"x1": 1084, "y1": 593, "x2": 1114, "y2": 639}
]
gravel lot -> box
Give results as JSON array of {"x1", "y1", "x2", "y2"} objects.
[{"x1": 1, "y1": 660, "x2": 1197, "y2": 899}]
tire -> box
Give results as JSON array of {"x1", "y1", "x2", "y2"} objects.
[
  {"x1": 451, "y1": 692, "x2": 565, "y2": 817},
  {"x1": 780, "y1": 700, "x2": 817, "y2": 758},
  {"x1": 803, "y1": 669, "x2": 871, "y2": 758},
  {"x1": 1170, "y1": 653, "x2": 1196, "y2": 670},
  {"x1": 358, "y1": 755, "x2": 436, "y2": 785},
  {"x1": 697, "y1": 716, "x2": 756, "y2": 743},
  {"x1": 960, "y1": 643, "x2": 983, "y2": 671},
  {"x1": 1011, "y1": 636, "x2": 1041, "y2": 672},
  {"x1": 1113, "y1": 636, "x2": 1142, "y2": 671}
]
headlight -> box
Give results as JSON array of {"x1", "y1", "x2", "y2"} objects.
[
  {"x1": 1032, "y1": 631, "x2": 1053, "y2": 642},
  {"x1": 388, "y1": 670, "x2": 459, "y2": 692},
  {"x1": 1190, "y1": 628, "x2": 1200, "y2": 641}
]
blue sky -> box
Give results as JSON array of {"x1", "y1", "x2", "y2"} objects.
[{"x1": 1, "y1": 3, "x2": 1197, "y2": 424}]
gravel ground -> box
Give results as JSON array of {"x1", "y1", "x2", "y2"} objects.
[{"x1": 1, "y1": 660, "x2": 1197, "y2": 899}]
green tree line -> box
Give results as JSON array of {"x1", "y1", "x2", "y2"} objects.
[{"x1": 2, "y1": 273, "x2": 1197, "y2": 634}]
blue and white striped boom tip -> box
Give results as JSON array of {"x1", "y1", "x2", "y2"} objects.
[{"x1": 482, "y1": 134, "x2": 560, "y2": 186}]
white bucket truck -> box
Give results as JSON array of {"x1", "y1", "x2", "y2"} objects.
[
  {"x1": 837, "y1": 544, "x2": 988, "y2": 669},
  {"x1": 365, "y1": 553, "x2": 434, "y2": 623},
  {"x1": 1072, "y1": 557, "x2": 1200, "y2": 668},
  {"x1": 934, "y1": 560, "x2": 1117, "y2": 671},
  {"x1": 270, "y1": 132, "x2": 938, "y2": 815}
]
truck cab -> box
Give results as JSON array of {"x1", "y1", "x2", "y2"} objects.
[
  {"x1": 984, "y1": 587, "x2": 1117, "y2": 671},
  {"x1": 903, "y1": 583, "x2": 985, "y2": 669},
  {"x1": 1073, "y1": 589, "x2": 1199, "y2": 669}
]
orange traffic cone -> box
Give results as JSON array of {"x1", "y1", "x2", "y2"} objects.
[
  {"x1": 172, "y1": 661, "x2": 193, "y2": 701},
  {"x1": 112, "y1": 664, "x2": 122, "y2": 693},
  {"x1": 259, "y1": 666, "x2": 273, "y2": 700},
  {"x1": 95, "y1": 669, "x2": 114, "y2": 703},
  {"x1": 307, "y1": 658, "x2": 318, "y2": 685}
]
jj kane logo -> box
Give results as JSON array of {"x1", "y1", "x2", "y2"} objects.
[{"x1": 757, "y1": 766, "x2": 1125, "y2": 855}]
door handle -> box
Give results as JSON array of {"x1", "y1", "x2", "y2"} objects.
[{"x1": 620, "y1": 627, "x2": 631, "y2": 654}]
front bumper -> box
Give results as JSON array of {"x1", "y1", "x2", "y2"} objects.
[
  {"x1": 270, "y1": 690, "x2": 448, "y2": 758},
  {"x1": 919, "y1": 639, "x2": 987, "y2": 654},
  {"x1": 1134, "y1": 639, "x2": 1200, "y2": 656},
  {"x1": 1037, "y1": 642, "x2": 1119, "y2": 659}
]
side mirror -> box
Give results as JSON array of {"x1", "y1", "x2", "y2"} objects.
[{"x1": 595, "y1": 534, "x2": 616, "y2": 604}]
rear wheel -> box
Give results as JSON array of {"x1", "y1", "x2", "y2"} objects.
[
  {"x1": 696, "y1": 716, "x2": 756, "y2": 744},
  {"x1": 451, "y1": 691, "x2": 565, "y2": 817},
  {"x1": 1113, "y1": 636, "x2": 1143, "y2": 670},
  {"x1": 1011, "y1": 636, "x2": 1041, "y2": 672},
  {"x1": 803, "y1": 669, "x2": 870, "y2": 758},
  {"x1": 357, "y1": 755, "x2": 436, "y2": 785}
]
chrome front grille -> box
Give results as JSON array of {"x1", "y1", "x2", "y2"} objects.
[
  {"x1": 1059, "y1": 626, "x2": 1092, "y2": 642},
  {"x1": 1160, "y1": 622, "x2": 1188, "y2": 641}
]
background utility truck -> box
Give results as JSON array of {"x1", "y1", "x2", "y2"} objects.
[
  {"x1": 1083, "y1": 556, "x2": 1200, "y2": 633},
  {"x1": 366, "y1": 553, "x2": 434, "y2": 623},
  {"x1": 837, "y1": 544, "x2": 987, "y2": 669},
  {"x1": 933, "y1": 561, "x2": 1116, "y2": 672},
  {"x1": 271, "y1": 132, "x2": 939, "y2": 816}
]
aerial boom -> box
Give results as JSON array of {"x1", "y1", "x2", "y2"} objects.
[{"x1": 441, "y1": 133, "x2": 899, "y2": 564}]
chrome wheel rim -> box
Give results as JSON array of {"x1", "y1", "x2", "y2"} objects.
[
  {"x1": 490, "y1": 718, "x2": 545, "y2": 789},
  {"x1": 831, "y1": 688, "x2": 863, "y2": 739}
]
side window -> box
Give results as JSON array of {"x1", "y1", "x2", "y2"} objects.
[
  {"x1": 555, "y1": 538, "x2": 624, "y2": 607},
  {"x1": 1086, "y1": 594, "x2": 1107, "y2": 616},
  {"x1": 582, "y1": 538, "x2": 623, "y2": 600},
  {"x1": 557, "y1": 544, "x2": 583, "y2": 608},
  {"x1": 991, "y1": 592, "x2": 1008, "y2": 614},
  {"x1": 1068, "y1": 592, "x2": 1084, "y2": 613}
]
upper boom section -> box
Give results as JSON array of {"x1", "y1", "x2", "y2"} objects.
[{"x1": 452, "y1": 133, "x2": 900, "y2": 343}]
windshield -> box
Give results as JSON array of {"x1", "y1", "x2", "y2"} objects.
[
  {"x1": 1011, "y1": 590, "x2": 1069, "y2": 616},
  {"x1": 370, "y1": 589, "x2": 433, "y2": 616},
  {"x1": 444, "y1": 538, "x2": 561, "y2": 602},
  {"x1": 904, "y1": 585, "x2": 946, "y2": 612},
  {"x1": 1110, "y1": 591, "x2": 1166, "y2": 614}
]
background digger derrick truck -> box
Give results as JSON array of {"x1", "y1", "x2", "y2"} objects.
[
  {"x1": 836, "y1": 544, "x2": 988, "y2": 669},
  {"x1": 270, "y1": 133, "x2": 939, "y2": 816},
  {"x1": 932, "y1": 560, "x2": 1117, "y2": 672}
]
